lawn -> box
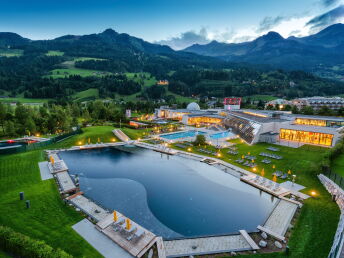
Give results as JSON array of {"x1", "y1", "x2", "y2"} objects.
[
  {"x1": 0, "y1": 49, "x2": 23, "y2": 57},
  {"x1": 0, "y1": 126, "x2": 121, "y2": 257},
  {"x1": 331, "y1": 153, "x2": 344, "y2": 177},
  {"x1": 45, "y1": 50, "x2": 64, "y2": 56},
  {"x1": 170, "y1": 139, "x2": 340, "y2": 258},
  {"x1": 120, "y1": 127, "x2": 152, "y2": 140},
  {"x1": 72, "y1": 88, "x2": 99, "y2": 102}
]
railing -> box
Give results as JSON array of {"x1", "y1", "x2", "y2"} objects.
[{"x1": 0, "y1": 129, "x2": 82, "y2": 155}]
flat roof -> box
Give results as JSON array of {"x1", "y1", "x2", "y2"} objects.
[
  {"x1": 229, "y1": 111, "x2": 288, "y2": 123},
  {"x1": 291, "y1": 114, "x2": 344, "y2": 122},
  {"x1": 280, "y1": 124, "x2": 339, "y2": 134}
]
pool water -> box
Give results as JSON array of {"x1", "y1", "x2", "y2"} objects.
[
  {"x1": 161, "y1": 130, "x2": 206, "y2": 140},
  {"x1": 210, "y1": 131, "x2": 236, "y2": 139},
  {"x1": 60, "y1": 147, "x2": 277, "y2": 239}
]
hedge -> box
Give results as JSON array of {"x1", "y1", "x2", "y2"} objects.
[{"x1": 0, "y1": 225, "x2": 72, "y2": 258}]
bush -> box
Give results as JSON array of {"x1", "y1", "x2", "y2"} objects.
[
  {"x1": 0, "y1": 225, "x2": 72, "y2": 258},
  {"x1": 193, "y1": 134, "x2": 206, "y2": 146}
]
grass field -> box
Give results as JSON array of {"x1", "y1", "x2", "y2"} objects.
[
  {"x1": 46, "y1": 68, "x2": 112, "y2": 79},
  {"x1": 45, "y1": 50, "x2": 64, "y2": 56},
  {"x1": 171, "y1": 139, "x2": 340, "y2": 258},
  {"x1": 125, "y1": 72, "x2": 157, "y2": 87},
  {"x1": 243, "y1": 95, "x2": 278, "y2": 102},
  {"x1": 72, "y1": 88, "x2": 99, "y2": 102},
  {"x1": 0, "y1": 49, "x2": 23, "y2": 57},
  {"x1": 73, "y1": 57, "x2": 106, "y2": 62},
  {"x1": 0, "y1": 97, "x2": 51, "y2": 104}
]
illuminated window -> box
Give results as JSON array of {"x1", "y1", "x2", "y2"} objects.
[
  {"x1": 294, "y1": 118, "x2": 326, "y2": 127},
  {"x1": 279, "y1": 128, "x2": 333, "y2": 146}
]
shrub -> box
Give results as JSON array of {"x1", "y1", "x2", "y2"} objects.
[
  {"x1": 0, "y1": 225, "x2": 72, "y2": 258},
  {"x1": 193, "y1": 134, "x2": 206, "y2": 146}
]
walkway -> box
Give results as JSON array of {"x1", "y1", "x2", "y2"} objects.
[
  {"x1": 68, "y1": 194, "x2": 110, "y2": 222},
  {"x1": 113, "y1": 129, "x2": 131, "y2": 142},
  {"x1": 55, "y1": 171, "x2": 78, "y2": 193},
  {"x1": 38, "y1": 161, "x2": 53, "y2": 180},
  {"x1": 258, "y1": 199, "x2": 298, "y2": 241},
  {"x1": 164, "y1": 234, "x2": 252, "y2": 257},
  {"x1": 73, "y1": 219, "x2": 133, "y2": 258}
]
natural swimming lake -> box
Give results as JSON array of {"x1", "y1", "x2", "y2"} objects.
[{"x1": 60, "y1": 146, "x2": 277, "y2": 239}]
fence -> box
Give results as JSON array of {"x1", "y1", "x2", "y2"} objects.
[
  {"x1": 0, "y1": 129, "x2": 82, "y2": 155},
  {"x1": 322, "y1": 166, "x2": 344, "y2": 191}
]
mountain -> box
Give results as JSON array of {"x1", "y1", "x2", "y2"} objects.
[
  {"x1": 184, "y1": 23, "x2": 344, "y2": 72},
  {"x1": 0, "y1": 32, "x2": 30, "y2": 48},
  {"x1": 287, "y1": 23, "x2": 344, "y2": 48}
]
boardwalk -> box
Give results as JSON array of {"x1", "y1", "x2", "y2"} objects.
[
  {"x1": 113, "y1": 129, "x2": 131, "y2": 142},
  {"x1": 258, "y1": 199, "x2": 298, "y2": 241},
  {"x1": 164, "y1": 234, "x2": 252, "y2": 257},
  {"x1": 97, "y1": 213, "x2": 158, "y2": 258},
  {"x1": 55, "y1": 171, "x2": 78, "y2": 193}
]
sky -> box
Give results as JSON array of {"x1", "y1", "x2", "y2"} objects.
[{"x1": 0, "y1": 0, "x2": 343, "y2": 49}]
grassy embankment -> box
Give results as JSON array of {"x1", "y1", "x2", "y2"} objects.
[{"x1": 0, "y1": 126, "x2": 120, "y2": 257}]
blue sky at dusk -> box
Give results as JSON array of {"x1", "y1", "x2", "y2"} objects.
[{"x1": 1, "y1": 0, "x2": 343, "y2": 49}]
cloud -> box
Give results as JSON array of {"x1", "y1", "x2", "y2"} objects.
[
  {"x1": 306, "y1": 5, "x2": 344, "y2": 31},
  {"x1": 256, "y1": 16, "x2": 286, "y2": 33},
  {"x1": 156, "y1": 28, "x2": 210, "y2": 50}
]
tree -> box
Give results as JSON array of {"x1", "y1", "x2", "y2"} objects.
[{"x1": 193, "y1": 134, "x2": 206, "y2": 146}]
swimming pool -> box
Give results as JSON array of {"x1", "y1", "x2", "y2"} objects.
[
  {"x1": 160, "y1": 130, "x2": 206, "y2": 140},
  {"x1": 60, "y1": 146, "x2": 278, "y2": 240},
  {"x1": 210, "y1": 131, "x2": 236, "y2": 139}
]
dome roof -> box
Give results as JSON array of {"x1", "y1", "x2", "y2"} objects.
[{"x1": 187, "y1": 102, "x2": 200, "y2": 111}]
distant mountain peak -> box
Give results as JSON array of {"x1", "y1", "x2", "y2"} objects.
[
  {"x1": 101, "y1": 28, "x2": 118, "y2": 36},
  {"x1": 260, "y1": 31, "x2": 284, "y2": 41}
]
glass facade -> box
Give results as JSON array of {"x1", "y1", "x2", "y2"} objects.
[
  {"x1": 187, "y1": 116, "x2": 222, "y2": 125},
  {"x1": 294, "y1": 118, "x2": 344, "y2": 127},
  {"x1": 294, "y1": 118, "x2": 326, "y2": 127},
  {"x1": 279, "y1": 128, "x2": 333, "y2": 146}
]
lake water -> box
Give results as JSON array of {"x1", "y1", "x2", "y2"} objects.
[{"x1": 59, "y1": 146, "x2": 277, "y2": 239}]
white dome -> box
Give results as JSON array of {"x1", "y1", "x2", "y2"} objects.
[{"x1": 187, "y1": 102, "x2": 201, "y2": 111}]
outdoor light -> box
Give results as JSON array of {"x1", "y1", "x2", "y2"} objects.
[
  {"x1": 36, "y1": 133, "x2": 40, "y2": 137},
  {"x1": 253, "y1": 167, "x2": 257, "y2": 172},
  {"x1": 112, "y1": 138, "x2": 116, "y2": 142},
  {"x1": 311, "y1": 191, "x2": 317, "y2": 197},
  {"x1": 78, "y1": 141, "x2": 82, "y2": 145},
  {"x1": 187, "y1": 147, "x2": 192, "y2": 151}
]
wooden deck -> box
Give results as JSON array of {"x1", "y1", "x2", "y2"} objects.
[
  {"x1": 240, "y1": 175, "x2": 290, "y2": 197},
  {"x1": 55, "y1": 171, "x2": 78, "y2": 193},
  {"x1": 96, "y1": 213, "x2": 158, "y2": 258}
]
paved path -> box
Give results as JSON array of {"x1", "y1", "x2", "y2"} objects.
[
  {"x1": 164, "y1": 234, "x2": 252, "y2": 257},
  {"x1": 259, "y1": 199, "x2": 298, "y2": 241},
  {"x1": 38, "y1": 161, "x2": 53, "y2": 180},
  {"x1": 73, "y1": 219, "x2": 133, "y2": 258},
  {"x1": 68, "y1": 194, "x2": 110, "y2": 222}
]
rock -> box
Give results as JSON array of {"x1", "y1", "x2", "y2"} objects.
[
  {"x1": 191, "y1": 245, "x2": 197, "y2": 250},
  {"x1": 230, "y1": 251, "x2": 237, "y2": 256},
  {"x1": 275, "y1": 241, "x2": 283, "y2": 249},
  {"x1": 259, "y1": 240, "x2": 267, "y2": 247},
  {"x1": 148, "y1": 249, "x2": 153, "y2": 258},
  {"x1": 261, "y1": 232, "x2": 268, "y2": 239}
]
